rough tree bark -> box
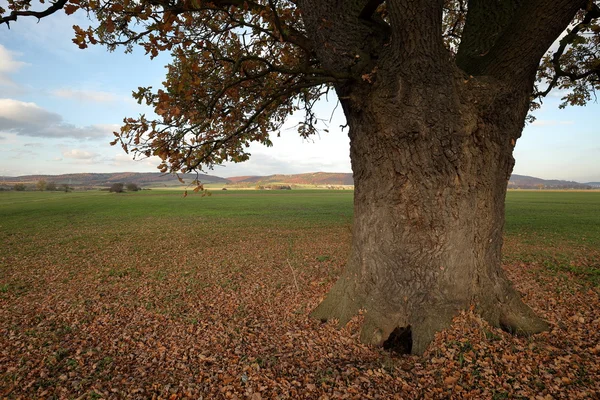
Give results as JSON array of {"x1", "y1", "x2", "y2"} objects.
[
  {"x1": 302, "y1": 0, "x2": 584, "y2": 354},
  {"x1": 312, "y1": 72, "x2": 549, "y2": 354}
]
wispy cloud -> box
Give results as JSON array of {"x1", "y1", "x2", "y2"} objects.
[
  {"x1": 0, "y1": 131, "x2": 21, "y2": 144},
  {"x1": 530, "y1": 120, "x2": 575, "y2": 127},
  {"x1": 0, "y1": 99, "x2": 119, "y2": 139},
  {"x1": 52, "y1": 88, "x2": 121, "y2": 103},
  {"x1": 62, "y1": 149, "x2": 99, "y2": 160},
  {"x1": 0, "y1": 45, "x2": 29, "y2": 87},
  {"x1": 107, "y1": 153, "x2": 161, "y2": 169}
]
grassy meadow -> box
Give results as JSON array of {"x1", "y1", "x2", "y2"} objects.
[{"x1": 1, "y1": 189, "x2": 599, "y2": 399}]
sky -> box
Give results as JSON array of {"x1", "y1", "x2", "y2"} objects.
[{"x1": 0, "y1": 8, "x2": 599, "y2": 182}]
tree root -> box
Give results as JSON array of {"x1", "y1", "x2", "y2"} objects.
[
  {"x1": 312, "y1": 276, "x2": 549, "y2": 355},
  {"x1": 310, "y1": 275, "x2": 361, "y2": 327},
  {"x1": 497, "y1": 290, "x2": 549, "y2": 335}
]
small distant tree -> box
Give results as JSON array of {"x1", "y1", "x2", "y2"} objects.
[
  {"x1": 61, "y1": 184, "x2": 72, "y2": 192},
  {"x1": 109, "y1": 183, "x2": 125, "y2": 193},
  {"x1": 126, "y1": 183, "x2": 140, "y2": 191},
  {"x1": 46, "y1": 181, "x2": 57, "y2": 191},
  {"x1": 13, "y1": 183, "x2": 26, "y2": 191},
  {"x1": 36, "y1": 179, "x2": 47, "y2": 191}
]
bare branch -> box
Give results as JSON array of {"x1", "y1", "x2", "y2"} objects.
[{"x1": 1, "y1": 0, "x2": 68, "y2": 27}]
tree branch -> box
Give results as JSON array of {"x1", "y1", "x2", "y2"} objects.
[
  {"x1": 455, "y1": 0, "x2": 520, "y2": 72},
  {"x1": 0, "y1": 0, "x2": 68, "y2": 27},
  {"x1": 386, "y1": 0, "x2": 449, "y2": 78},
  {"x1": 460, "y1": 0, "x2": 587, "y2": 84},
  {"x1": 161, "y1": 0, "x2": 313, "y2": 53},
  {"x1": 549, "y1": 2, "x2": 600, "y2": 83}
]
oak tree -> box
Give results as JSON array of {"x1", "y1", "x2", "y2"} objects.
[{"x1": 3, "y1": 0, "x2": 599, "y2": 354}]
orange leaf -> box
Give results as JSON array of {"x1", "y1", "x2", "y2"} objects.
[
  {"x1": 64, "y1": 4, "x2": 79, "y2": 15},
  {"x1": 444, "y1": 376, "x2": 458, "y2": 386}
]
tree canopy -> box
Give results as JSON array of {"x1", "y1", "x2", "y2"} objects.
[{"x1": 2, "y1": 0, "x2": 599, "y2": 174}]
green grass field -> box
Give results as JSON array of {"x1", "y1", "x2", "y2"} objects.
[
  {"x1": 505, "y1": 191, "x2": 600, "y2": 246},
  {"x1": 1, "y1": 189, "x2": 599, "y2": 398},
  {"x1": 2, "y1": 189, "x2": 598, "y2": 232},
  {"x1": 1, "y1": 189, "x2": 598, "y2": 263},
  {"x1": 503, "y1": 191, "x2": 600, "y2": 286},
  {"x1": 1, "y1": 189, "x2": 598, "y2": 292},
  {"x1": 0, "y1": 189, "x2": 354, "y2": 228}
]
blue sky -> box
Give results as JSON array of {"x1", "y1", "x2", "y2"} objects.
[{"x1": 0, "y1": 9, "x2": 598, "y2": 182}]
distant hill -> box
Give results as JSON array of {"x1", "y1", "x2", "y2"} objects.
[
  {"x1": 0, "y1": 172, "x2": 227, "y2": 188},
  {"x1": 1, "y1": 171, "x2": 596, "y2": 190},
  {"x1": 508, "y1": 174, "x2": 593, "y2": 190},
  {"x1": 228, "y1": 172, "x2": 594, "y2": 189},
  {"x1": 227, "y1": 172, "x2": 354, "y2": 186}
]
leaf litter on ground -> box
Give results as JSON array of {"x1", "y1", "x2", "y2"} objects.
[{"x1": 1, "y1": 212, "x2": 599, "y2": 399}]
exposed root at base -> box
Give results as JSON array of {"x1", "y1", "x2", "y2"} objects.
[
  {"x1": 312, "y1": 280, "x2": 549, "y2": 355},
  {"x1": 310, "y1": 277, "x2": 361, "y2": 328},
  {"x1": 498, "y1": 295, "x2": 549, "y2": 335}
]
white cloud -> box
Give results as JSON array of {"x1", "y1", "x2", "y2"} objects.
[
  {"x1": 110, "y1": 153, "x2": 137, "y2": 165},
  {"x1": 530, "y1": 119, "x2": 575, "y2": 127},
  {"x1": 0, "y1": 99, "x2": 118, "y2": 139},
  {"x1": 93, "y1": 123, "x2": 121, "y2": 133},
  {"x1": 217, "y1": 127, "x2": 351, "y2": 177},
  {"x1": 108, "y1": 153, "x2": 162, "y2": 169},
  {"x1": 548, "y1": 89, "x2": 570, "y2": 99},
  {"x1": 62, "y1": 149, "x2": 98, "y2": 160},
  {"x1": 0, "y1": 45, "x2": 28, "y2": 87},
  {"x1": 52, "y1": 88, "x2": 121, "y2": 103}
]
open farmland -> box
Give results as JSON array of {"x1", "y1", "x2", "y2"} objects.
[{"x1": 1, "y1": 190, "x2": 599, "y2": 399}]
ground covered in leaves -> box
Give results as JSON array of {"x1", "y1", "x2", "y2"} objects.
[{"x1": 1, "y1": 190, "x2": 599, "y2": 399}]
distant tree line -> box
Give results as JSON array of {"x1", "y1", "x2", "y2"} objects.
[
  {"x1": 507, "y1": 182, "x2": 594, "y2": 190},
  {"x1": 7, "y1": 180, "x2": 69, "y2": 192},
  {"x1": 6, "y1": 180, "x2": 143, "y2": 192},
  {"x1": 255, "y1": 185, "x2": 292, "y2": 190}
]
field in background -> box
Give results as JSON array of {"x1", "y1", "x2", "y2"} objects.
[
  {"x1": 1, "y1": 190, "x2": 599, "y2": 398},
  {"x1": 2, "y1": 189, "x2": 597, "y2": 259},
  {"x1": 503, "y1": 191, "x2": 600, "y2": 286}
]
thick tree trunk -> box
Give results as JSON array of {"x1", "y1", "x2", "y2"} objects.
[{"x1": 312, "y1": 75, "x2": 548, "y2": 355}]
